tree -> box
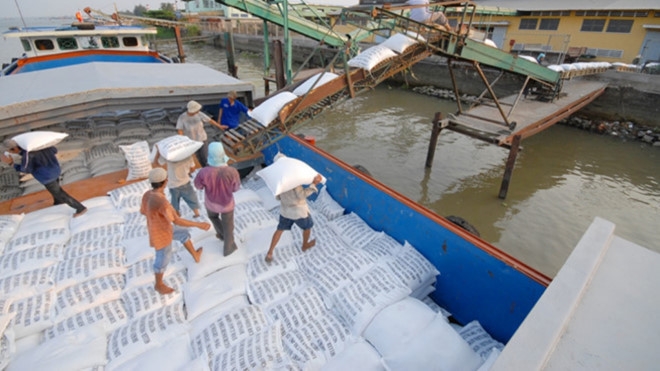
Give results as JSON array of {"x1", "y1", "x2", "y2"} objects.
[
  {"x1": 133, "y1": 5, "x2": 147, "y2": 16},
  {"x1": 160, "y1": 3, "x2": 176, "y2": 12}
]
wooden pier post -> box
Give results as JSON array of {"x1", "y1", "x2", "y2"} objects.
[
  {"x1": 174, "y1": 26, "x2": 186, "y2": 63},
  {"x1": 425, "y1": 112, "x2": 445, "y2": 168},
  {"x1": 498, "y1": 134, "x2": 521, "y2": 199},
  {"x1": 273, "y1": 40, "x2": 286, "y2": 91},
  {"x1": 224, "y1": 31, "x2": 238, "y2": 78}
]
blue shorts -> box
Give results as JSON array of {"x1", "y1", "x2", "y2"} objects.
[
  {"x1": 169, "y1": 182, "x2": 200, "y2": 213},
  {"x1": 153, "y1": 227, "x2": 190, "y2": 273},
  {"x1": 277, "y1": 214, "x2": 314, "y2": 231}
]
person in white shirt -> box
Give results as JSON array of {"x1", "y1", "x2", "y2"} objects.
[{"x1": 265, "y1": 173, "x2": 323, "y2": 263}]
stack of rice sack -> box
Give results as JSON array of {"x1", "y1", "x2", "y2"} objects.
[{"x1": 0, "y1": 155, "x2": 503, "y2": 370}]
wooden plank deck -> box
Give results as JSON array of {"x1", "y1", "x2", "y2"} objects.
[{"x1": 447, "y1": 80, "x2": 608, "y2": 147}]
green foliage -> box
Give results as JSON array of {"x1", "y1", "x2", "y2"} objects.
[
  {"x1": 160, "y1": 3, "x2": 176, "y2": 12},
  {"x1": 186, "y1": 25, "x2": 202, "y2": 37},
  {"x1": 144, "y1": 9, "x2": 176, "y2": 20},
  {"x1": 156, "y1": 27, "x2": 176, "y2": 39}
]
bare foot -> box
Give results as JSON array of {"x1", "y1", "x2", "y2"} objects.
[
  {"x1": 193, "y1": 247, "x2": 203, "y2": 263},
  {"x1": 265, "y1": 254, "x2": 273, "y2": 263},
  {"x1": 154, "y1": 283, "x2": 174, "y2": 295},
  {"x1": 302, "y1": 239, "x2": 316, "y2": 252}
]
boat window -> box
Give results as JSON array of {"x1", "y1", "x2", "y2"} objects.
[
  {"x1": 21, "y1": 39, "x2": 32, "y2": 52},
  {"x1": 122, "y1": 37, "x2": 139, "y2": 47},
  {"x1": 35, "y1": 39, "x2": 55, "y2": 51},
  {"x1": 56, "y1": 37, "x2": 78, "y2": 50},
  {"x1": 101, "y1": 36, "x2": 120, "y2": 48},
  {"x1": 81, "y1": 36, "x2": 100, "y2": 49}
]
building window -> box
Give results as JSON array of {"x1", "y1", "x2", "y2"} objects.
[
  {"x1": 539, "y1": 18, "x2": 560, "y2": 30},
  {"x1": 580, "y1": 19, "x2": 606, "y2": 32},
  {"x1": 56, "y1": 37, "x2": 77, "y2": 50},
  {"x1": 586, "y1": 47, "x2": 624, "y2": 58},
  {"x1": 606, "y1": 19, "x2": 633, "y2": 33},
  {"x1": 519, "y1": 18, "x2": 538, "y2": 30}
]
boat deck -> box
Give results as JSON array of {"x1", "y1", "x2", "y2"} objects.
[
  {"x1": 0, "y1": 62, "x2": 255, "y2": 137},
  {"x1": 493, "y1": 217, "x2": 660, "y2": 370}
]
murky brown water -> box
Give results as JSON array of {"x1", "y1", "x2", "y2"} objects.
[{"x1": 185, "y1": 43, "x2": 660, "y2": 278}]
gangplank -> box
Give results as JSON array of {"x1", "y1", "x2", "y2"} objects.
[{"x1": 216, "y1": 0, "x2": 608, "y2": 197}]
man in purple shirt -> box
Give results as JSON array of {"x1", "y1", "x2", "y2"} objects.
[{"x1": 193, "y1": 142, "x2": 241, "y2": 256}]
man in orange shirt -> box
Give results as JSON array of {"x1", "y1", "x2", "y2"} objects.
[{"x1": 141, "y1": 168, "x2": 210, "y2": 294}]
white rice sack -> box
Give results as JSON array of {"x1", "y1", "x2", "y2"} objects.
[
  {"x1": 477, "y1": 347, "x2": 501, "y2": 371},
  {"x1": 282, "y1": 313, "x2": 351, "y2": 364},
  {"x1": 119, "y1": 140, "x2": 152, "y2": 181},
  {"x1": 0, "y1": 313, "x2": 17, "y2": 370},
  {"x1": 328, "y1": 212, "x2": 383, "y2": 249},
  {"x1": 183, "y1": 264, "x2": 248, "y2": 321},
  {"x1": 233, "y1": 201, "x2": 279, "y2": 242},
  {"x1": 310, "y1": 186, "x2": 344, "y2": 220},
  {"x1": 10, "y1": 290, "x2": 56, "y2": 339},
  {"x1": 257, "y1": 156, "x2": 326, "y2": 196},
  {"x1": 116, "y1": 333, "x2": 194, "y2": 371},
  {"x1": 66, "y1": 222, "x2": 123, "y2": 248},
  {"x1": 11, "y1": 131, "x2": 68, "y2": 152},
  {"x1": 250, "y1": 92, "x2": 298, "y2": 127},
  {"x1": 53, "y1": 274, "x2": 125, "y2": 321},
  {"x1": 233, "y1": 188, "x2": 263, "y2": 205},
  {"x1": 247, "y1": 243, "x2": 300, "y2": 282},
  {"x1": 264, "y1": 286, "x2": 328, "y2": 334},
  {"x1": 360, "y1": 233, "x2": 403, "y2": 261},
  {"x1": 154, "y1": 135, "x2": 203, "y2": 162},
  {"x1": 14, "y1": 204, "x2": 70, "y2": 232},
  {"x1": 422, "y1": 295, "x2": 452, "y2": 318},
  {"x1": 242, "y1": 175, "x2": 268, "y2": 191},
  {"x1": 383, "y1": 241, "x2": 440, "y2": 292},
  {"x1": 7, "y1": 323, "x2": 107, "y2": 371},
  {"x1": 382, "y1": 314, "x2": 483, "y2": 371},
  {"x1": 293, "y1": 72, "x2": 339, "y2": 96},
  {"x1": 5, "y1": 228, "x2": 70, "y2": 255},
  {"x1": 189, "y1": 295, "x2": 250, "y2": 336},
  {"x1": 380, "y1": 32, "x2": 420, "y2": 54},
  {"x1": 54, "y1": 249, "x2": 126, "y2": 290},
  {"x1": 178, "y1": 355, "x2": 211, "y2": 371},
  {"x1": 458, "y1": 320, "x2": 505, "y2": 360},
  {"x1": 484, "y1": 39, "x2": 498, "y2": 48},
  {"x1": 309, "y1": 259, "x2": 353, "y2": 297},
  {"x1": 121, "y1": 225, "x2": 152, "y2": 266},
  {"x1": 44, "y1": 300, "x2": 128, "y2": 341},
  {"x1": 209, "y1": 323, "x2": 293, "y2": 371},
  {"x1": 518, "y1": 55, "x2": 538, "y2": 64},
  {"x1": 548, "y1": 64, "x2": 564, "y2": 72},
  {"x1": 124, "y1": 253, "x2": 185, "y2": 291},
  {"x1": 106, "y1": 303, "x2": 188, "y2": 370},
  {"x1": 0, "y1": 214, "x2": 23, "y2": 248},
  {"x1": 243, "y1": 224, "x2": 293, "y2": 259},
  {"x1": 0, "y1": 266, "x2": 57, "y2": 300},
  {"x1": 328, "y1": 266, "x2": 411, "y2": 336},
  {"x1": 411, "y1": 284, "x2": 435, "y2": 300},
  {"x1": 182, "y1": 236, "x2": 247, "y2": 282},
  {"x1": 12, "y1": 333, "x2": 40, "y2": 359},
  {"x1": 0, "y1": 243, "x2": 63, "y2": 280},
  {"x1": 121, "y1": 270, "x2": 186, "y2": 318},
  {"x1": 190, "y1": 305, "x2": 269, "y2": 359},
  {"x1": 255, "y1": 186, "x2": 280, "y2": 211},
  {"x1": 107, "y1": 179, "x2": 150, "y2": 209},
  {"x1": 320, "y1": 337, "x2": 386, "y2": 371},
  {"x1": 347, "y1": 44, "x2": 397, "y2": 71},
  {"x1": 295, "y1": 240, "x2": 345, "y2": 277},
  {"x1": 247, "y1": 270, "x2": 308, "y2": 306},
  {"x1": 70, "y1": 197, "x2": 125, "y2": 235},
  {"x1": 364, "y1": 297, "x2": 437, "y2": 357}
]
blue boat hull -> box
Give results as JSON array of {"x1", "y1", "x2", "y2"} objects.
[{"x1": 264, "y1": 135, "x2": 550, "y2": 342}]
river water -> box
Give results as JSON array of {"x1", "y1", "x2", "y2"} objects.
[{"x1": 2, "y1": 20, "x2": 659, "y2": 278}]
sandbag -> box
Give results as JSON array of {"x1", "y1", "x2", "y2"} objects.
[
  {"x1": 154, "y1": 135, "x2": 203, "y2": 162},
  {"x1": 250, "y1": 92, "x2": 298, "y2": 127},
  {"x1": 256, "y1": 156, "x2": 326, "y2": 196},
  {"x1": 11, "y1": 131, "x2": 68, "y2": 152}
]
